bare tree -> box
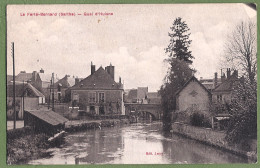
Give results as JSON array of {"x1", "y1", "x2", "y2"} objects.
[{"x1": 224, "y1": 20, "x2": 257, "y2": 83}]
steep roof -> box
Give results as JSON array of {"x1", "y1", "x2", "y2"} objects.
[
  {"x1": 26, "y1": 110, "x2": 68, "y2": 126},
  {"x1": 176, "y1": 76, "x2": 211, "y2": 96},
  {"x1": 54, "y1": 75, "x2": 70, "y2": 88},
  {"x1": 7, "y1": 83, "x2": 45, "y2": 97},
  {"x1": 213, "y1": 74, "x2": 238, "y2": 93},
  {"x1": 127, "y1": 89, "x2": 137, "y2": 100},
  {"x1": 70, "y1": 67, "x2": 122, "y2": 90},
  {"x1": 15, "y1": 73, "x2": 32, "y2": 82}
]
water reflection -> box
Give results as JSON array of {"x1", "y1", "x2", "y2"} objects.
[{"x1": 29, "y1": 122, "x2": 248, "y2": 164}]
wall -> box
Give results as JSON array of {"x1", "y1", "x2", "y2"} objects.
[
  {"x1": 172, "y1": 122, "x2": 257, "y2": 161},
  {"x1": 212, "y1": 92, "x2": 231, "y2": 104},
  {"x1": 177, "y1": 81, "x2": 210, "y2": 112},
  {"x1": 71, "y1": 89, "x2": 124, "y2": 114}
]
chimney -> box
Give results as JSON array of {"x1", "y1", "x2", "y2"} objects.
[
  {"x1": 32, "y1": 71, "x2": 37, "y2": 82},
  {"x1": 119, "y1": 77, "x2": 121, "y2": 84},
  {"x1": 227, "y1": 68, "x2": 231, "y2": 79},
  {"x1": 75, "y1": 78, "x2": 80, "y2": 85},
  {"x1": 91, "y1": 62, "x2": 95, "y2": 75},
  {"x1": 20, "y1": 71, "x2": 26, "y2": 73},
  {"x1": 40, "y1": 68, "x2": 44, "y2": 73},
  {"x1": 214, "y1": 72, "x2": 218, "y2": 88},
  {"x1": 221, "y1": 73, "x2": 226, "y2": 83},
  {"x1": 233, "y1": 70, "x2": 238, "y2": 78},
  {"x1": 105, "y1": 63, "x2": 115, "y2": 80}
]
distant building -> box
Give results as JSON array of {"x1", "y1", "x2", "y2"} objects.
[
  {"x1": 212, "y1": 69, "x2": 239, "y2": 105},
  {"x1": 125, "y1": 87, "x2": 160, "y2": 104},
  {"x1": 176, "y1": 76, "x2": 212, "y2": 113},
  {"x1": 68, "y1": 62, "x2": 125, "y2": 115},
  {"x1": 125, "y1": 89, "x2": 138, "y2": 103},
  {"x1": 53, "y1": 75, "x2": 82, "y2": 103},
  {"x1": 147, "y1": 92, "x2": 161, "y2": 104},
  {"x1": 6, "y1": 82, "x2": 45, "y2": 120},
  {"x1": 14, "y1": 69, "x2": 59, "y2": 100}
]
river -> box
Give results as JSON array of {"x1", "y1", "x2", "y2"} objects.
[{"x1": 29, "y1": 121, "x2": 248, "y2": 164}]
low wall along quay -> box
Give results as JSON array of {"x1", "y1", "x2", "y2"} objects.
[{"x1": 171, "y1": 122, "x2": 257, "y2": 162}]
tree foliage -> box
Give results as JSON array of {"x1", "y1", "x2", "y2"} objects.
[
  {"x1": 223, "y1": 20, "x2": 257, "y2": 143},
  {"x1": 165, "y1": 17, "x2": 194, "y2": 63},
  {"x1": 226, "y1": 79, "x2": 257, "y2": 143},
  {"x1": 160, "y1": 17, "x2": 194, "y2": 131}
]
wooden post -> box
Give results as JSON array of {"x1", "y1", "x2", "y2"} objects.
[
  {"x1": 12, "y1": 42, "x2": 16, "y2": 129},
  {"x1": 52, "y1": 73, "x2": 55, "y2": 111},
  {"x1": 22, "y1": 80, "x2": 25, "y2": 119}
]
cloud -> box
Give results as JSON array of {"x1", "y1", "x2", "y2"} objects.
[{"x1": 7, "y1": 4, "x2": 254, "y2": 91}]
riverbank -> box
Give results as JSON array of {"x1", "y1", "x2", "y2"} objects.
[
  {"x1": 171, "y1": 122, "x2": 257, "y2": 162},
  {"x1": 7, "y1": 131, "x2": 51, "y2": 165},
  {"x1": 7, "y1": 119, "x2": 130, "y2": 165}
]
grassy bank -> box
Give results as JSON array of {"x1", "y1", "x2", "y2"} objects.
[{"x1": 7, "y1": 133, "x2": 51, "y2": 165}]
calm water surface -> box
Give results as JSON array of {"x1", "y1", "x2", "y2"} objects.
[{"x1": 29, "y1": 122, "x2": 248, "y2": 164}]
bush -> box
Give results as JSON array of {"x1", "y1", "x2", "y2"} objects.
[{"x1": 190, "y1": 113, "x2": 211, "y2": 128}]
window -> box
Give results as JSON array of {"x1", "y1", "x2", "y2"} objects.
[
  {"x1": 58, "y1": 92, "x2": 61, "y2": 102},
  {"x1": 99, "y1": 92, "x2": 105, "y2": 103},
  {"x1": 73, "y1": 93, "x2": 79, "y2": 101},
  {"x1": 217, "y1": 95, "x2": 222, "y2": 102},
  {"x1": 89, "y1": 92, "x2": 96, "y2": 103}
]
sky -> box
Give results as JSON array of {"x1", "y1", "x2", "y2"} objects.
[{"x1": 7, "y1": 4, "x2": 256, "y2": 92}]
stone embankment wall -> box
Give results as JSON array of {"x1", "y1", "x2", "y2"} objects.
[
  {"x1": 65, "y1": 119, "x2": 130, "y2": 132},
  {"x1": 171, "y1": 122, "x2": 257, "y2": 162}
]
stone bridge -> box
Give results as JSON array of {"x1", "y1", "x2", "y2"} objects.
[{"x1": 124, "y1": 103, "x2": 162, "y2": 120}]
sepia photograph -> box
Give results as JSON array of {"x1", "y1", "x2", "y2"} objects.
[{"x1": 6, "y1": 3, "x2": 257, "y2": 165}]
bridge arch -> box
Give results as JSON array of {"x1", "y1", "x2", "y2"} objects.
[{"x1": 124, "y1": 103, "x2": 162, "y2": 120}]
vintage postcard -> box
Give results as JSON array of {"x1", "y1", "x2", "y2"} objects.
[{"x1": 6, "y1": 3, "x2": 257, "y2": 165}]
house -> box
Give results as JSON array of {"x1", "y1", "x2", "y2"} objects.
[
  {"x1": 15, "y1": 69, "x2": 59, "y2": 101},
  {"x1": 68, "y1": 62, "x2": 125, "y2": 115},
  {"x1": 124, "y1": 87, "x2": 161, "y2": 104},
  {"x1": 147, "y1": 92, "x2": 161, "y2": 104},
  {"x1": 52, "y1": 75, "x2": 82, "y2": 103},
  {"x1": 176, "y1": 76, "x2": 212, "y2": 114},
  {"x1": 125, "y1": 89, "x2": 138, "y2": 103},
  {"x1": 200, "y1": 72, "x2": 223, "y2": 92},
  {"x1": 15, "y1": 71, "x2": 42, "y2": 91},
  {"x1": 212, "y1": 69, "x2": 238, "y2": 105},
  {"x1": 24, "y1": 110, "x2": 68, "y2": 135},
  {"x1": 6, "y1": 82, "x2": 45, "y2": 120}
]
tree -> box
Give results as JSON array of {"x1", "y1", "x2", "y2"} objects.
[
  {"x1": 165, "y1": 17, "x2": 194, "y2": 63},
  {"x1": 222, "y1": 20, "x2": 257, "y2": 143},
  {"x1": 226, "y1": 79, "x2": 257, "y2": 143},
  {"x1": 160, "y1": 17, "x2": 194, "y2": 131},
  {"x1": 223, "y1": 20, "x2": 257, "y2": 84}
]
